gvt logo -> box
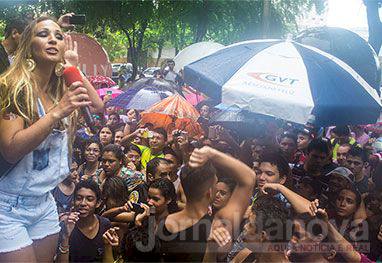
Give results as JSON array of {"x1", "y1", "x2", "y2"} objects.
[{"x1": 247, "y1": 72, "x2": 299, "y2": 87}]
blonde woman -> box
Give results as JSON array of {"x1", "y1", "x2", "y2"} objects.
[{"x1": 0, "y1": 16, "x2": 103, "y2": 261}]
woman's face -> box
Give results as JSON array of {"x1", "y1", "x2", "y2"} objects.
[
  {"x1": 114, "y1": 131, "x2": 124, "y2": 145},
  {"x1": 148, "y1": 187, "x2": 167, "y2": 214},
  {"x1": 84, "y1": 143, "x2": 101, "y2": 163},
  {"x1": 126, "y1": 149, "x2": 141, "y2": 167},
  {"x1": 99, "y1": 127, "x2": 113, "y2": 145},
  {"x1": 297, "y1": 134, "x2": 310, "y2": 151},
  {"x1": 31, "y1": 20, "x2": 65, "y2": 64},
  {"x1": 335, "y1": 189, "x2": 358, "y2": 218},
  {"x1": 127, "y1": 109, "x2": 137, "y2": 121},
  {"x1": 212, "y1": 182, "x2": 232, "y2": 210}
]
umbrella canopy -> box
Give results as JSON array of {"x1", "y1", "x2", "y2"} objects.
[
  {"x1": 97, "y1": 87, "x2": 123, "y2": 99},
  {"x1": 183, "y1": 85, "x2": 207, "y2": 106},
  {"x1": 141, "y1": 94, "x2": 203, "y2": 137},
  {"x1": 87, "y1": 75, "x2": 116, "y2": 89},
  {"x1": 108, "y1": 78, "x2": 177, "y2": 110},
  {"x1": 174, "y1": 41, "x2": 224, "y2": 73},
  {"x1": 184, "y1": 39, "x2": 382, "y2": 126},
  {"x1": 122, "y1": 77, "x2": 179, "y2": 92}
]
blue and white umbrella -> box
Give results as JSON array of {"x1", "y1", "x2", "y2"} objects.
[{"x1": 184, "y1": 39, "x2": 382, "y2": 126}]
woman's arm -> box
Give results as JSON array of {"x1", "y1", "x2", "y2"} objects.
[{"x1": 0, "y1": 83, "x2": 90, "y2": 163}]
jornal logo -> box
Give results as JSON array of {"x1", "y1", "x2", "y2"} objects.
[{"x1": 247, "y1": 72, "x2": 299, "y2": 87}]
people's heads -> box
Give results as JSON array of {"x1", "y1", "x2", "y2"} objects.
[
  {"x1": 305, "y1": 139, "x2": 331, "y2": 172},
  {"x1": 101, "y1": 144, "x2": 124, "y2": 177},
  {"x1": 127, "y1": 109, "x2": 139, "y2": 122},
  {"x1": 149, "y1": 127, "x2": 167, "y2": 152},
  {"x1": 163, "y1": 147, "x2": 181, "y2": 173},
  {"x1": 105, "y1": 105, "x2": 115, "y2": 115},
  {"x1": 114, "y1": 129, "x2": 124, "y2": 146},
  {"x1": 345, "y1": 146, "x2": 367, "y2": 177},
  {"x1": 279, "y1": 132, "x2": 297, "y2": 158},
  {"x1": 327, "y1": 167, "x2": 355, "y2": 194},
  {"x1": 146, "y1": 157, "x2": 172, "y2": 183},
  {"x1": 68, "y1": 161, "x2": 79, "y2": 183},
  {"x1": 167, "y1": 59, "x2": 175, "y2": 70},
  {"x1": 3, "y1": 17, "x2": 30, "y2": 53},
  {"x1": 335, "y1": 187, "x2": 361, "y2": 218},
  {"x1": 337, "y1": 143, "x2": 351, "y2": 166},
  {"x1": 297, "y1": 128, "x2": 313, "y2": 151},
  {"x1": 256, "y1": 151, "x2": 290, "y2": 188},
  {"x1": 332, "y1": 125, "x2": 351, "y2": 144},
  {"x1": 73, "y1": 179, "x2": 102, "y2": 218},
  {"x1": 83, "y1": 140, "x2": 101, "y2": 164},
  {"x1": 125, "y1": 144, "x2": 142, "y2": 170},
  {"x1": 148, "y1": 178, "x2": 179, "y2": 214},
  {"x1": 243, "y1": 195, "x2": 288, "y2": 250},
  {"x1": 99, "y1": 126, "x2": 114, "y2": 146},
  {"x1": 101, "y1": 176, "x2": 128, "y2": 210},
  {"x1": 107, "y1": 113, "x2": 120, "y2": 128},
  {"x1": 212, "y1": 177, "x2": 236, "y2": 210},
  {"x1": 296, "y1": 176, "x2": 320, "y2": 200},
  {"x1": 289, "y1": 213, "x2": 335, "y2": 262},
  {"x1": 200, "y1": 104, "x2": 210, "y2": 119},
  {"x1": 180, "y1": 162, "x2": 217, "y2": 203}
]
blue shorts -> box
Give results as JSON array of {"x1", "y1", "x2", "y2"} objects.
[{"x1": 0, "y1": 191, "x2": 60, "y2": 253}]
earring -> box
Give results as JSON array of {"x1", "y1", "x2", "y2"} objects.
[
  {"x1": 26, "y1": 55, "x2": 36, "y2": 72},
  {"x1": 55, "y1": 61, "x2": 65, "y2": 76}
]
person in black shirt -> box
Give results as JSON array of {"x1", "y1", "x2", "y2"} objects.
[
  {"x1": 57, "y1": 180, "x2": 111, "y2": 262},
  {"x1": 0, "y1": 17, "x2": 29, "y2": 74}
]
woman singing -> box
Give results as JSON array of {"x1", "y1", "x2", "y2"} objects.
[{"x1": 0, "y1": 16, "x2": 103, "y2": 261}]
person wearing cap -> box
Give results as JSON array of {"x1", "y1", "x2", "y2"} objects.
[{"x1": 325, "y1": 167, "x2": 355, "y2": 209}]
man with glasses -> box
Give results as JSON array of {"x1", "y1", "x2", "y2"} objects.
[{"x1": 345, "y1": 146, "x2": 369, "y2": 194}]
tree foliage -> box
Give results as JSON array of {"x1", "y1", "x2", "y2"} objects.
[{"x1": 0, "y1": 0, "x2": 327, "y2": 76}]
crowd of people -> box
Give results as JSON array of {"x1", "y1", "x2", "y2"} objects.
[{"x1": 0, "y1": 14, "x2": 382, "y2": 263}]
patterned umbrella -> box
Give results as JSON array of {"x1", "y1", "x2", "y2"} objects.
[
  {"x1": 141, "y1": 94, "x2": 203, "y2": 137},
  {"x1": 88, "y1": 75, "x2": 116, "y2": 89},
  {"x1": 97, "y1": 88, "x2": 123, "y2": 99}
]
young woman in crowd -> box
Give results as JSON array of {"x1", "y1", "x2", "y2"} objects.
[
  {"x1": 77, "y1": 140, "x2": 102, "y2": 180},
  {"x1": 124, "y1": 143, "x2": 143, "y2": 172},
  {"x1": 99, "y1": 125, "x2": 114, "y2": 148},
  {"x1": 0, "y1": 16, "x2": 103, "y2": 261},
  {"x1": 212, "y1": 176, "x2": 236, "y2": 214}
]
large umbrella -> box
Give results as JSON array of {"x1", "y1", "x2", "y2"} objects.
[
  {"x1": 183, "y1": 85, "x2": 207, "y2": 106},
  {"x1": 108, "y1": 78, "x2": 177, "y2": 110},
  {"x1": 87, "y1": 75, "x2": 116, "y2": 89},
  {"x1": 141, "y1": 94, "x2": 203, "y2": 137},
  {"x1": 184, "y1": 39, "x2": 382, "y2": 126},
  {"x1": 97, "y1": 87, "x2": 123, "y2": 99}
]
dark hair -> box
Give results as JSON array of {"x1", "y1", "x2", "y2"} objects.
[
  {"x1": 280, "y1": 132, "x2": 297, "y2": 145},
  {"x1": 167, "y1": 59, "x2": 175, "y2": 64},
  {"x1": 163, "y1": 146, "x2": 181, "y2": 164},
  {"x1": 332, "y1": 125, "x2": 351, "y2": 137},
  {"x1": 217, "y1": 176, "x2": 236, "y2": 194},
  {"x1": 124, "y1": 144, "x2": 142, "y2": 155},
  {"x1": 83, "y1": 139, "x2": 102, "y2": 154},
  {"x1": 150, "y1": 178, "x2": 179, "y2": 214},
  {"x1": 307, "y1": 138, "x2": 331, "y2": 155},
  {"x1": 109, "y1": 112, "x2": 120, "y2": 121},
  {"x1": 347, "y1": 146, "x2": 367, "y2": 162},
  {"x1": 99, "y1": 125, "x2": 115, "y2": 145},
  {"x1": 102, "y1": 176, "x2": 129, "y2": 207},
  {"x1": 102, "y1": 144, "x2": 125, "y2": 161},
  {"x1": 4, "y1": 17, "x2": 29, "y2": 38},
  {"x1": 337, "y1": 186, "x2": 362, "y2": 208},
  {"x1": 146, "y1": 157, "x2": 170, "y2": 177},
  {"x1": 251, "y1": 195, "x2": 289, "y2": 242},
  {"x1": 293, "y1": 212, "x2": 329, "y2": 242},
  {"x1": 152, "y1": 127, "x2": 168, "y2": 141},
  {"x1": 259, "y1": 151, "x2": 291, "y2": 178},
  {"x1": 180, "y1": 162, "x2": 216, "y2": 202},
  {"x1": 74, "y1": 179, "x2": 101, "y2": 201}
]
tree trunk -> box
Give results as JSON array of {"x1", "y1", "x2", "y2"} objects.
[
  {"x1": 156, "y1": 42, "x2": 164, "y2": 66},
  {"x1": 193, "y1": 0, "x2": 209, "y2": 43},
  {"x1": 262, "y1": 0, "x2": 270, "y2": 39}
]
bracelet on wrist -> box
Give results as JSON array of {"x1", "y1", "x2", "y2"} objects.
[{"x1": 59, "y1": 244, "x2": 69, "y2": 254}]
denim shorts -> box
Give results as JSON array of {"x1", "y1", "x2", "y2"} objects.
[{"x1": 0, "y1": 191, "x2": 60, "y2": 253}]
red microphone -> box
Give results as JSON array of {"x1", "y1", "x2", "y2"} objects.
[{"x1": 63, "y1": 66, "x2": 96, "y2": 133}]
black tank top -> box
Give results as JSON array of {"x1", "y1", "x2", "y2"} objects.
[{"x1": 157, "y1": 213, "x2": 213, "y2": 262}]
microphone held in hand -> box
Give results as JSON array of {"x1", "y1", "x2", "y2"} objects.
[{"x1": 63, "y1": 66, "x2": 96, "y2": 133}]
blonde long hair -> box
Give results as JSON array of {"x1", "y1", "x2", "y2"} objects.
[{"x1": 0, "y1": 16, "x2": 77, "y2": 155}]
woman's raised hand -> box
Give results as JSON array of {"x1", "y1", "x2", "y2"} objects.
[{"x1": 64, "y1": 34, "x2": 78, "y2": 67}]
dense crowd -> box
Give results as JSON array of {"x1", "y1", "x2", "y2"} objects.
[{"x1": 0, "y1": 15, "x2": 382, "y2": 263}]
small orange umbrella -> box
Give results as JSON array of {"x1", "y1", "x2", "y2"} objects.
[{"x1": 141, "y1": 94, "x2": 204, "y2": 138}]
